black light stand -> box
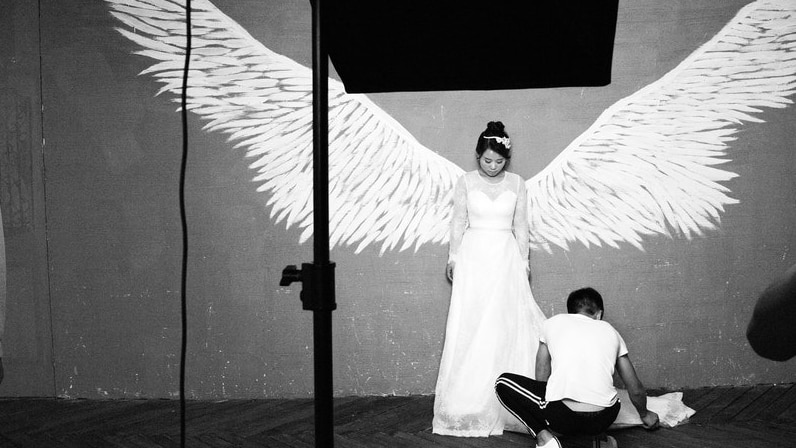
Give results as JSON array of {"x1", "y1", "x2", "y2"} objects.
[{"x1": 279, "y1": 0, "x2": 336, "y2": 446}]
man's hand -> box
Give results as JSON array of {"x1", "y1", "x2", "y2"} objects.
[
  {"x1": 615, "y1": 355, "x2": 658, "y2": 429},
  {"x1": 640, "y1": 410, "x2": 659, "y2": 430},
  {"x1": 446, "y1": 262, "x2": 455, "y2": 282}
]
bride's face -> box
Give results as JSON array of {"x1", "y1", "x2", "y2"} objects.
[{"x1": 477, "y1": 149, "x2": 507, "y2": 177}]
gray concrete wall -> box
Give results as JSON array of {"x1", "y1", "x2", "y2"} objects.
[
  {"x1": 0, "y1": 0, "x2": 54, "y2": 397},
  {"x1": 1, "y1": 0, "x2": 793, "y2": 399}
]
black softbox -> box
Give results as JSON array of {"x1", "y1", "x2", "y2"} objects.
[{"x1": 328, "y1": 0, "x2": 620, "y2": 93}]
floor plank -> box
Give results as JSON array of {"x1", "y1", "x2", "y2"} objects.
[{"x1": 1, "y1": 383, "x2": 794, "y2": 447}]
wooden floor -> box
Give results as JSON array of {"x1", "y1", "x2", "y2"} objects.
[{"x1": 1, "y1": 383, "x2": 794, "y2": 447}]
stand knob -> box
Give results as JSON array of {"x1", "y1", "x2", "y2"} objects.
[{"x1": 280, "y1": 265, "x2": 302, "y2": 286}]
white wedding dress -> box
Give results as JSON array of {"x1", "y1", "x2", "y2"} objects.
[{"x1": 433, "y1": 170, "x2": 547, "y2": 437}]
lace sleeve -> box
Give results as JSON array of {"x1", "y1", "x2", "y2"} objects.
[
  {"x1": 448, "y1": 175, "x2": 468, "y2": 264},
  {"x1": 513, "y1": 175, "x2": 530, "y2": 272}
]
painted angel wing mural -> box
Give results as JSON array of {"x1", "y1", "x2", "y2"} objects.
[
  {"x1": 106, "y1": 0, "x2": 463, "y2": 255},
  {"x1": 106, "y1": 0, "x2": 796, "y2": 255},
  {"x1": 525, "y1": 0, "x2": 796, "y2": 252}
]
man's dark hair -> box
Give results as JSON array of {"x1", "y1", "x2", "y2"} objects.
[{"x1": 567, "y1": 287, "x2": 604, "y2": 316}]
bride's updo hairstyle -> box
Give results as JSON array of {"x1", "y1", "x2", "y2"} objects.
[{"x1": 475, "y1": 121, "x2": 512, "y2": 159}]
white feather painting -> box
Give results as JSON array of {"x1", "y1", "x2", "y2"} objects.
[{"x1": 104, "y1": 0, "x2": 796, "y2": 256}]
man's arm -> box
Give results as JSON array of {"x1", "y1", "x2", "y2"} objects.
[
  {"x1": 615, "y1": 355, "x2": 658, "y2": 429},
  {"x1": 535, "y1": 341, "x2": 551, "y2": 381}
]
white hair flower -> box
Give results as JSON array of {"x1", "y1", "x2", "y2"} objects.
[{"x1": 484, "y1": 135, "x2": 511, "y2": 149}]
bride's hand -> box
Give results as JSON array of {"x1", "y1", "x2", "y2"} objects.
[{"x1": 446, "y1": 262, "x2": 455, "y2": 282}]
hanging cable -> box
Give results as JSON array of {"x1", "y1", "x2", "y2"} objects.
[{"x1": 179, "y1": 1, "x2": 192, "y2": 447}]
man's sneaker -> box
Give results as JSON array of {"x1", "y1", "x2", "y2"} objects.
[{"x1": 537, "y1": 435, "x2": 562, "y2": 448}]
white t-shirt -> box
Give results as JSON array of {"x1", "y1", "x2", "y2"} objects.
[{"x1": 540, "y1": 313, "x2": 628, "y2": 407}]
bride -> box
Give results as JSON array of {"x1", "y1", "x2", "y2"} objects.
[{"x1": 433, "y1": 121, "x2": 547, "y2": 436}]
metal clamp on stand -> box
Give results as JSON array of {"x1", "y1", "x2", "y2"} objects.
[{"x1": 280, "y1": 262, "x2": 337, "y2": 311}]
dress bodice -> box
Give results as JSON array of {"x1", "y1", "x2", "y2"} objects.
[
  {"x1": 448, "y1": 171, "x2": 530, "y2": 267},
  {"x1": 466, "y1": 175, "x2": 517, "y2": 231}
]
